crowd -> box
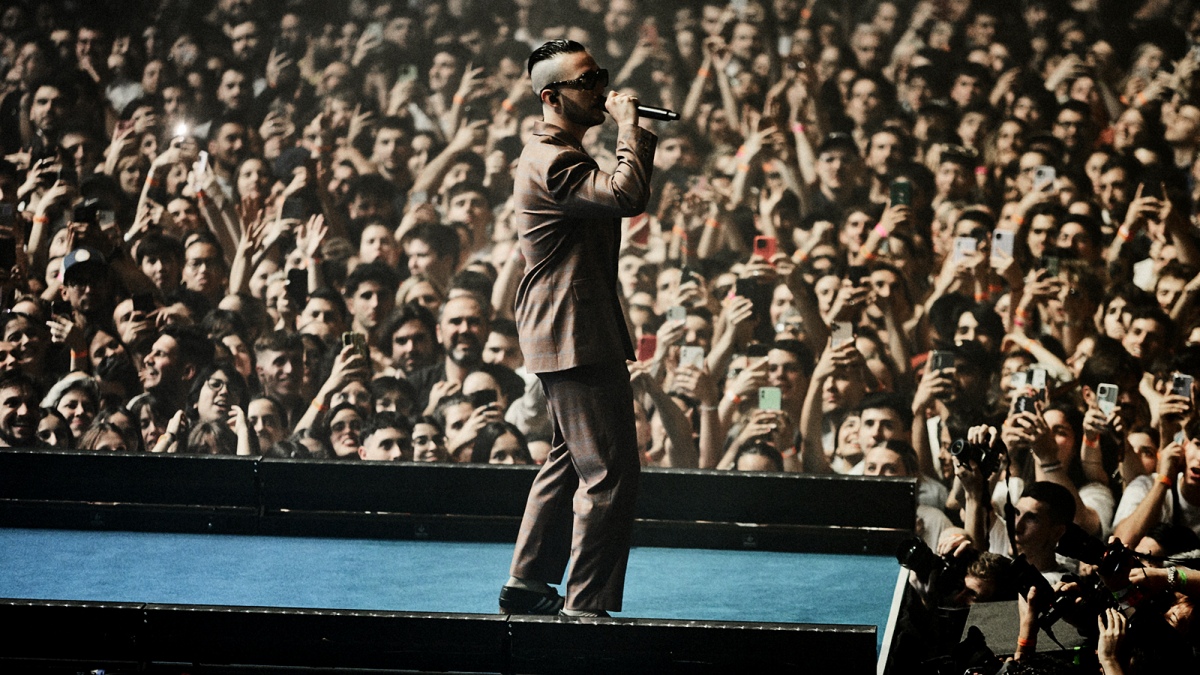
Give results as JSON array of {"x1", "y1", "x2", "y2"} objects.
[{"x1": 3, "y1": 0, "x2": 1200, "y2": 670}]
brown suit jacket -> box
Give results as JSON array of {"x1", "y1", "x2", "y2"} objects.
[{"x1": 513, "y1": 121, "x2": 657, "y2": 373}]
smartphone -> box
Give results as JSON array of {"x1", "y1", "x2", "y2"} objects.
[
  {"x1": 72, "y1": 203, "x2": 97, "y2": 224},
  {"x1": 362, "y1": 22, "x2": 384, "y2": 43},
  {"x1": 0, "y1": 203, "x2": 13, "y2": 227},
  {"x1": 666, "y1": 305, "x2": 687, "y2": 323},
  {"x1": 991, "y1": 231, "x2": 1015, "y2": 262},
  {"x1": 1138, "y1": 181, "x2": 1163, "y2": 200},
  {"x1": 132, "y1": 293, "x2": 156, "y2": 314},
  {"x1": 889, "y1": 180, "x2": 912, "y2": 206},
  {"x1": 753, "y1": 235, "x2": 777, "y2": 262},
  {"x1": 1097, "y1": 383, "x2": 1118, "y2": 415},
  {"x1": 50, "y1": 298, "x2": 71, "y2": 316},
  {"x1": 1172, "y1": 373, "x2": 1194, "y2": 399},
  {"x1": 286, "y1": 268, "x2": 308, "y2": 304},
  {"x1": 679, "y1": 345, "x2": 705, "y2": 369},
  {"x1": 1042, "y1": 255, "x2": 1060, "y2": 277},
  {"x1": 341, "y1": 331, "x2": 369, "y2": 360},
  {"x1": 1029, "y1": 368, "x2": 1047, "y2": 392},
  {"x1": 1011, "y1": 371, "x2": 1028, "y2": 389},
  {"x1": 831, "y1": 321, "x2": 854, "y2": 348},
  {"x1": 1015, "y1": 395, "x2": 1039, "y2": 414},
  {"x1": 758, "y1": 386, "x2": 782, "y2": 411},
  {"x1": 173, "y1": 122, "x2": 190, "y2": 139},
  {"x1": 468, "y1": 389, "x2": 498, "y2": 409},
  {"x1": 195, "y1": 150, "x2": 209, "y2": 175},
  {"x1": 846, "y1": 265, "x2": 870, "y2": 287},
  {"x1": 281, "y1": 195, "x2": 309, "y2": 221},
  {"x1": 1033, "y1": 165, "x2": 1056, "y2": 190},
  {"x1": 0, "y1": 238, "x2": 15, "y2": 269},
  {"x1": 398, "y1": 63, "x2": 418, "y2": 83},
  {"x1": 952, "y1": 236, "x2": 977, "y2": 263},
  {"x1": 746, "y1": 343, "x2": 771, "y2": 358},
  {"x1": 929, "y1": 350, "x2": 955, "y2": 372},
  {"x1": 637, "y1": 334, "x2": 657, "y2": 361}
]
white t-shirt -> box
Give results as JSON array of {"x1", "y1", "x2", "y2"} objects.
[{"x1": 1113, "y1": 473, "x2": 1200, "y2": 537}]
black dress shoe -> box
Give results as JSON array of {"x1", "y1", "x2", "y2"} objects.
[{"x1": 499, "y1": 585, "x2": 564, "y2": 615}]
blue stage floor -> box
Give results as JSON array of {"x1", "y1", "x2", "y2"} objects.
[{"x1": 1, "y1": 528, "x2": 900, "y2": 652}]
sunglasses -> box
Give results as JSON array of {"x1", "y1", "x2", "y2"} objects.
[{"x1": 542, "y1": 68, "x2": 609, "y2": 93}]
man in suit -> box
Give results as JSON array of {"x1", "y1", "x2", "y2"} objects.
[{"x1": 499, "y1": 39, "x2": 656, "y2": 618}]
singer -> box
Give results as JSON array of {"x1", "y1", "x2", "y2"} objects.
[{"x1": 498, "y1": 39, "x2": 656, "y2": 618}]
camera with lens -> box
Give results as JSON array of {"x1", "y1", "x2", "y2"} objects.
[
  {"x1": 897, "y1": 536, "x2": 979, "y2": 604},
  {"x1": 949, "y1": 437, "x2": 1005, "y2": 478}
]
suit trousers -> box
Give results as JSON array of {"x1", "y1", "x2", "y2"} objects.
[{"x1": 509, "y1": 360, "x2": 640, "y2": 611}]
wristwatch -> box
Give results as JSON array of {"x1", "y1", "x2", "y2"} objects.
[{"x1": 1168, "y1": 566, "x2": 1178, "y2": 591}]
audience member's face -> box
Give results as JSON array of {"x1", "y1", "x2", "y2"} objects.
[
  {"x1": 862, "y1": 446, "x2": 908, "y2": 476},
  {"x1": 0, "y1": 384, "x2": 37, "y2": 446},
  {"x1": 858, "y1": 408, "x2": 903, "y2": 451},
  {"x1": 137, "y1": 405, "x2": 165, "y2": 450},
  {"x1": 348, "y1": 280, "x2": 393, "y2": 333},
  {"x1": 404, "y1": 239, "x2": 452, "y2": 284},
  {"x1": 57, "y1": 389, "x2": 97, "y2": 438},
  {"x1": 446, "y1": 190, "x2": 491, "y2": 230},
  {"x1": 37, "y1": 413, "x2": 70, "y2": 448},
  {"x1": 183, "y1": 242, "x2": 224, "y2": 296},
  {"x1": 390, "y1": 319, "x2": 437, "y2": 373},
  {"x1": 412, "y1": 422, "x2": 447, "y2": 462},
  {"x1": 1122, "y1": 317, "x2": 1166, "y2": 364},
  {"x1": 197, "y1": 370, "x2": 234, "y2": 423},
  {"x1": 483, "y1": 331, "x2": 523, "y2": 371},
  {"x1": 299, "y1": 297, "x2": 346, "y2": 340},
  {"x1": 247, "y1": 398, "x2": 286, "y2": 450},
  {"x1": 360, "y1": 426, "x2": 412, "y2": 461},
  {"x1": 331, "y1": 380, "x2": 372, "y2": 414},
  {"x1": 486, "y1": 432, "x2": 526, "y2": 465},
  {"x1": 1013, "y1": 496, "x2": 1063, "y2": 558},
  {"x1": 142, "y1": 334, "x2": 186, "y2": 391},
  {"x1": 328, "y1": 408, "x2": 362, "y2": 457},
  {"x1": 438, "y1": 297, "x2": 487, "y2": 366},
  {"x1": 256, "y1": 348, "x2": 302, "y2": 399},
  {"x1": 360, "y1": 224, "x2": 400, "y2": 267}
]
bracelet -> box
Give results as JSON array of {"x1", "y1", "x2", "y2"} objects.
[
  {"x1": 705, "y1": 218, "x2": 719, "y2": 229},
  {"x1": 1082, "y1": 435, "x2": 1099, "y2": 449},
  {"x1": 974, "y1": 165, "x2": 988, "y2": 176},
  {"x1": 699, "y1": 404, "x2": 719, "y2": 412},
  {"x1": 698, "y1": 67, "x2": 711, "y2": 78},
  {"x1": 500, "y1": 98, "x2": 514, "y2": 112},
  {"x1": 726, "y1": 394, "x2": 743, "y2": 406},
  {"x1": 791, "y1": 122, "x2": 805, "y2": 134},
  {"x1": 1016, "y1": 637, "x2": 1034, "y2": 650},
  {"x1": 735, "y1": 145, "x2": 747, "y2": 160},
  {"x1": 1011, "y1": 215, "x2": 1024, "y2": 226},
  {"x1": 1136, "y1": 92, "x2": 1148, "y2": 107},
  {"x1": 1117, "y1": 226, "x2": 1133, "y2": 242},
  {"x1": 1156, "y1": 472, "x2": 1174, "y2": 487},
  {"x1": 452, "y1": 94, "x2": 466, "y2": 105},
  {"x1": 70, "y1": 350, "x2": 87, "y2": 360},
  {"x1": 1039, "y1": 461, "x2": 1062, "y2": 472},
  {"x1": 873, "y1": 222, "x2": 888, "y2": 238},
  {"x1": 147, "y1": 178, "x2": 160, "y2": 188},
  {"x1": 33, "y1": 215, "x2": 49, "y2": 225},
  {"x1": 861, "y1": 250, "x2": 876, "y2": 262},
  {"x1": 1168, "y1": 566, "x2": 1178, "y2": 591},
  {"x1": 310, "y1": 400, "x2": 328, "y2": 413},
  {"x1": 737, "y1": 163, "x2": 750, "y2": 172},
  {"x1": 1180, "y1": 568, "x2": 1189, "y2": 589},
  {"x1": 974, "y1": 291, "x2": 988, "y2": 303},
  {"x1": 672, "y1": 227, "x2": 687, "y2": 237},
  {"x1": 1014, "y1": 317, "x2": 1027, "y2": 329}
]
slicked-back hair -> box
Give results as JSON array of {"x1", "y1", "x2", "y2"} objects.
[{"x1": 527, "y1": 39, "x2": 586, "y2": 78}]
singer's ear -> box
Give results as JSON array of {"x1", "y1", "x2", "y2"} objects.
[{"x1": 543, "y1": 89, "x2": 559, "y2": 105}]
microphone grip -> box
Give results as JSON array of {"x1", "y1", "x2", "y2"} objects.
[{"x1": 636, "y1": 105, "x2": 680, "y2": 121}]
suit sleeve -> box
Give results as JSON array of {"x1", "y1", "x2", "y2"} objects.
[{"x1": 544, "y1": 124, "x2": 656, "y2": 218}]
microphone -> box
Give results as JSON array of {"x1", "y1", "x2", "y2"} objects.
[{"x1": 635, "y1": 105, "x2": 679, "y2": 121}]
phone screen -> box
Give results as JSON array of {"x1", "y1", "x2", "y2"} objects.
[{"x1": 758, "y1": 386, "x2": 781, "y2": 411}]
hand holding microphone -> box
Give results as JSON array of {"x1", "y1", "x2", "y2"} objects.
[{"x1": 604, "y1": 92, "x2": 679, "y2": 123}]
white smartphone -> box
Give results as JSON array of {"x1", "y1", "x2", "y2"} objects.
[
  {"x1": 953, "y1": 236, "x2": 977, "y2": 263},
  {"x1": 679, "y1": 345, "x2": 705, "y2": 369},
  {"x1": 831, "y1": 321, "x2": 854, "y2": 348},
  {"x1": 1097, "y1": 383, "x2": 1118, "y2": 415}
]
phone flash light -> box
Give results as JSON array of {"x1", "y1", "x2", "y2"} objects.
[{"x1": 174, "y1": 123, "x2": 189, "y2": 138}]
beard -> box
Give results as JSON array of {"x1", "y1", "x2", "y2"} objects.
[{"x1": 562, "y1": 93, "x2": 605, "y2": 128}]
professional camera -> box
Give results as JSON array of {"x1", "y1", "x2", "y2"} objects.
[
  {"x1": 896, "y1": 536, "x2": 978, "y2": 604},
  {"x1": 948, "y1": 436, "x2": 1005, "y2": 478}
]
